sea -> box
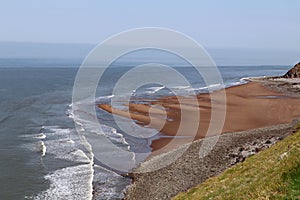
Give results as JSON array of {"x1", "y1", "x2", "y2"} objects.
[{"x1": 0, "y1": 55, "x2": 292, "y2": 199}]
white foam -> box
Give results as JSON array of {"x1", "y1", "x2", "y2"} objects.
[
  {"x1": 96, "y1": 94, "x2": 115, "y2": 101},
  {"x1": 72, "y1": 100, "x2": 136, "y2": 172},
  {"x1": 146, "y1": 86, "x2": 165, "y2": 94},
  {"x1": 41, "y1": 127, "x2": 91, "y2": 163},
  {"x1": 241, "y1": 76, "x2": 266, "y2": 81},
  {"x1": 69, "y1": 149, "x2": 87, "y2": 157},
  {"x1": 31, "y1": 125, "x2": 94, "y2": 200},
  {"x1": 71, "y1": 102, "x2": 133, "y2": 152},
  {"x1": 66, "y1": 139, "x2": 75, "y2": 144},
  {"x1": 226, "y1": 80, "x2": 247, "y2": 87},
  {"x1": 36, "y1": 141, "x2": 46, "y2": 157},
  {"x1": 31, "y1": 101, "x2": 134, "y2": 200},
  {"x1": 33, "y1": 163, "x2": 93, "y2": 200},
  {"x1": 149, "y1": 84, "x2": 227, "y2": 96},
  {"x1": 47, "y1": 127, "x2": 71, "y2": 135},
  {"x1": 34, "y1": 133, "x2": 46, "y2": 139},
  {"x1": 171, "y1": 85, "x2": 190, "y2": 90},
  {"x1": 199, "y1": 83, "x2": 222, "y2": 90}
]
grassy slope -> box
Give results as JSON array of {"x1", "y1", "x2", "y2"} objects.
[{"x1": 174, "y1": 126, "x2": 300, "y2": 200}]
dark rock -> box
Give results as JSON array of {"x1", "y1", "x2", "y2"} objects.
[
  {"x1": 255, "y1": 147, "x2": 262, "y2": 152},
  {"x1": 123, "y1": 172, "x2": 135, "y2": 178},
  {"x1": 265, "y1": 140, "x2": 272, "y2": 144},
  {"x1": 283, "y1": 62, "x2": 300, "y2": 78}
]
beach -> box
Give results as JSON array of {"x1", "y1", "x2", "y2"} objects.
[
  {"x1": 98, "y1": 77, "x2": 300, "y2": 199},
  {"x1": 99, "y1": 79, "x2": 300, "y2": 155}
]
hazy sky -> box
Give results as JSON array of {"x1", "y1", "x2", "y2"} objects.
[{"x1": 1, "y1": 0, "x2": 299, "y2": 50}]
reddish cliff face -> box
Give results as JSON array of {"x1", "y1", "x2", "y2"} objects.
[{"x1": 283, "y1": 62, "x2": 300, "y2": 78}]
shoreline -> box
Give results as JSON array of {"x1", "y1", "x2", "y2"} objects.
[
  {"x1": 97, "y1": 76, "x2": 300, "y2": 199},
  {"x1": 98, "y1": 78, "x2": 300, "y2": 156}
]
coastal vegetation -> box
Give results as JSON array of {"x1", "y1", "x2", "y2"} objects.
[{"x1": 174, "y1": 124, "x2": 300, "y2": 200}]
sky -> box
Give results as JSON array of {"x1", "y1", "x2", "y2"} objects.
[
  {"x1": 0, "y1": 0, "x2": 299, "y2": 49},
  {"x1": 0, "y1": 1, "x2": 299, "y2": 65}
]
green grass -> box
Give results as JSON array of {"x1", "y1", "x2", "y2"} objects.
[{"x1": 173, "y1": 127, "x2": 300, "y2": 200}]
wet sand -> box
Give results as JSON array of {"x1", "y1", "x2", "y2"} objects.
[{"x1": 98, "y1": 82, "x2": 300, "y2": 155}]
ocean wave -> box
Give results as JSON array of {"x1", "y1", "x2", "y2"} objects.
[
  {"x1": 29, "y1": 125, "x2": 94, "y2": 200},
  {"x1": 71, "y1": 100, "x2": 136, "y2": 172},
  {"x1": 145, "y1": 86, "x2": 165, "y2": 94},
  {"x1": 69, "y1": 103, "x2": 133, "y2": 152},
  {"x1": 95, "y1": 94, "x2": 115, "y2": 101},
  {"x1": 229, "y1": 81, "x2": 246, "y2": 87},
  {"x1": 240, "y1": 76, "x2": 266, "y2": 82},
  {"x1": 33, "y1": 163, "x2": 93, "y2": 200},
  {"x1": 193, "y1": 83, "x2": 223, "y2": 91},
  {"x1": 170, "y1": 85, "x2": 191, "y2": 90},
  {"x1": 41, "y1": 126, "x2": 91, "y2": 163},
  {"x1": 36, "y1": 141, "x2": 46, "y2": 157},
  {"x1": 33, "y1": 133, "x2": 46, "y2": 139},
  {"x1": 69, "y1": 101, "x2": 137, "y2": 196}
]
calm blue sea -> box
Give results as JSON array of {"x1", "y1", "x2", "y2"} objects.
[{"x1": 0, "y1": 57, "x2": 291, "y2": 199}]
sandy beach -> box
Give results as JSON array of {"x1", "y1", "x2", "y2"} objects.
[
  {"x1": 99, "y1": 80, "x2": 300, "y2": 155},
  {"x1": 97, "y1": 77, "x2": 300, "y2": 199}
]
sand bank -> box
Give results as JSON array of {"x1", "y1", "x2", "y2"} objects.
[{"x1": 98, "y1": 81, "x2": 300, "y2": 155}]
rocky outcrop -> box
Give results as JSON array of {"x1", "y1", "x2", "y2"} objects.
[{"x1": 283, "y1": 62, "x2": 300, "y2": 78}]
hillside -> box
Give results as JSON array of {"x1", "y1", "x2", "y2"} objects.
[{"x1": 173, "y1": 124, "x2": 300, "y2": 200}]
